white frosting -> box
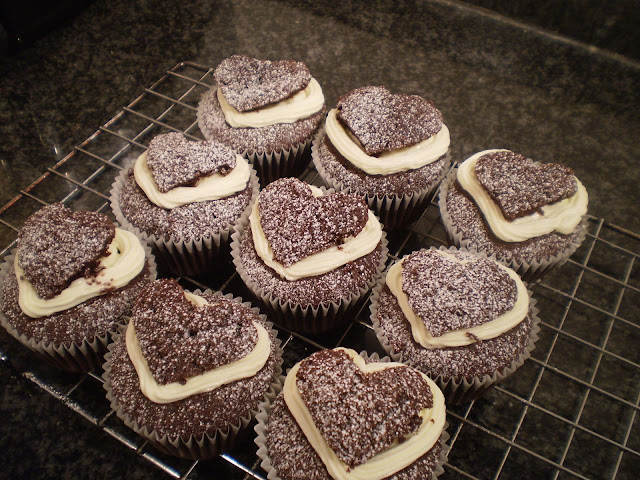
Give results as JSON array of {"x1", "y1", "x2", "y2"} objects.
[
  {"x1": 386, "y1": 250, "x2": 529, "y2": 348},
  {"x1": 249, "y1": 185, "x2": 382, "y2": 281},
  {"x1": 126, "y1": 291, "x2": 272, "y2": 404},
  {"x1": 324, "y1": 108, "x2": 450, "y2": 175},
  {"x1": 217, "y1": 78, "x2": 324, "y2": 128},
  {"x1": 16, "y1": 228, "x2": 146, "y2": 318},
  {"x1": 283, "y1": 348, "x2": 446, "y2": 480},
  {"x1": 457, "y1": 149, "x2": 589, "y2": 242},
  {"x1": 133, "y1": 150, "x2": 251, "y2": 209}
]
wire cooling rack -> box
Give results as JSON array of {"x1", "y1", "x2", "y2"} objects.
[{"x1": 1, "y1": 62, "x2": 639, "y2": 480}]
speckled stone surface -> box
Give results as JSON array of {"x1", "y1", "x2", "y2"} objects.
[{"x1": 1, "y1": 0, "x2": 639, "y2": 478}]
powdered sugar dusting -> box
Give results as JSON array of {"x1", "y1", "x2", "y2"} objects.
[
  {"x1": 295, "y1": 349, "x2": 432, "y2": 468},
  {"x1": 17, "y1": 203, "x2": 115, "y2": 299},
  {"x1": 214, "y1": 55, "x2": 311, "y2": 112},
  {"x1": 475, "y1": 150, "x2": 578, "y2": 220},
  {"x1": 336, "y1": 86, "x2": 443, "y2": 156},
  {"x1": 146, "y1": 132, "x2": 236, "y2": 193},
  {"x1": 402, "y1": 250, "x2": 517, "y2": 337},
  {"x1": 258, "y1": 178, "x2": 368, "y2": 266},
  {"x1": 132, "y1": 279, "x2": 258, "y2": 385}
]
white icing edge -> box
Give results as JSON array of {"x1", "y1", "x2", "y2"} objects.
[
  {"x1": 133, "y1": 150, "x2": 251, "y2": 209},
  {"x1": 17, "y1": 228, "x2": 146, "y2": 318},
  {"x1": 217, "y1": 78, "x2": 324, "y2": 128},
  {"x1": 386, "y1": 250, "x2": 529, "y2": 348},
  {"x1": 457, "y1": 149, "x2": 589, "y2": 242},
  {"x1": 324, "y1": 108, "x2": 450, "y2": 175},
  {"x1": 283, "y1": 347, "x2": 446, "y2": 480},
  {"x1": 126, "y1": 291, "x2": 272, "y2": 404},
  {"x1": 249, "y1": 185, "x2": 382, "y2": 281}
]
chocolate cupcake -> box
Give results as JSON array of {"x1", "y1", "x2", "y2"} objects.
[
  {"x1": 0, "y1": 203, "x2": 155, "y2": 372},
  {"x1": 313, "y1": 86, "x2": 451, "y2": 229},
  {"x1": 111, "y1": 132, "x2": 259, "y2": 276},
  {"x1": 103, "y1": 278, "x2": 283, "y2": 459},
  {"x1": 230, "y1": 177, "x2": 388, "y2": 334},
  {"x1": 438, "y1": 149, "x2": 589, "y2": 282},
  {"x1": 255, "y1": 347, "x2": 448, "y2": 480},
  {"x1": 371, "y1": 246, "x2": 540, "y2": 404},
  {"x1": 197, "y1": 55, "x2": 326, "y2": 185}
]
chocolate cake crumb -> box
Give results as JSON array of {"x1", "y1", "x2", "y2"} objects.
[
  {"x1": 214, "y1": 55, "x2": 311, "y2": 112},
  {"x1": 146, "y1": 133, "x2": 236, "y2": 193},
  {"x1": 258, "y1": 178, "x2": 369, "y2": 266},
  {"x1": 475, "y1": 150, "x2": 578, "y2": 220},
  {"x1": 336, "y1": 86, "x2": 443, "y2": 156},
  {"x1": 296, "y1": 349, "x2": 432, "y2": 469},
  {"x1": 132, "y1": 279, "x2": 258, "y2": 385},
  {"x1": 401, "y1": 250, "x2": 517, "y2": 337},
  {"x1": 17, "y1": 203, "x2": 115, "y2": 299}
]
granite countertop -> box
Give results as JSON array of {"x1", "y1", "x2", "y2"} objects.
[{"x1": 1, "y1": 1, "x2": 639, "y2": 479}]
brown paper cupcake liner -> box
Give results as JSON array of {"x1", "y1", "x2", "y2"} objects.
[
  {"x1": 370, "y1": 245, "x2": 541, "y2": 405},
  {"x1": 437, "y1": 170, "x2": 589, "y2": 283},
  {"x1": 110, "y1": 157, "x2": 260, "y2": 277},
  {"x1": 102, "y1": 290, "x2": 284, "y2": 460},
  {"x1": 0, "y1": 237, "x2": 157, "y2": 373},
  {"x1": 312, "y1": 129, "x2": 451, "y2": 230},
  {"x1": 254, "y1": 350, "x2": 450, "y2": 480},
  {"x1": 230, "y1": 191, "x2": 389, "y2": 335}
]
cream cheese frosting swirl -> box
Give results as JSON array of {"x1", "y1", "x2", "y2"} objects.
[
  {"x1": 386, "y1": 249, "x2": 529, "y2": 349},
  {"x1": 249, "y1": 185, "x2": 382, "y2": 281},
  {"x1": 133, "y1": 150, "x2": 251, "y2": 209},
  {"x1": 283, "y1": 348, "x2": 446, "y2": 480},
  {"x1": 457, "y1": 149, "x2": 588, "y2": 242},
  {"x1": 217, "y1": 78, "x2": 325, "y2": 128},
  {"x1": 126, "y1": 291, "x2": 271, "y2": 404},
  {"x1": 324, "y1": 108, "x2": 450, "y2": 175},
  {"x1": 16, "y1": 228, "x2": 146, "y2": 318}
]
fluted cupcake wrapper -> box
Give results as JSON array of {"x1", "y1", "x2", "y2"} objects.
[
  {"x1": 110, "y1": 158, "x2": 260, "y2": 277},
  {"x1": 370, "y1": 245, "x2": 541, "y2": 405},
  {"x1": 102, "y1": 290, "x2": 284, "y2": 460},
  {"x1": 311, "y1": 129, "x2": 452, "y2": 230},
  {"x1": 437, "y1": 170, "x2": 589, "y2": 283},
  {"x1": 230, "y1": 186, "x2": 389, "y2": 335},
  {"x1": 0, "y1": 238, "x2": 157, "y2": 373},
  {"x1": 254, "y1": 350, "x2": 450, "y2": 480}
]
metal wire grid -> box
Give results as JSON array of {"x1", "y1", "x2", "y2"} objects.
[{"x1": 1, "y1": 62, "x2": 639, "y2": 480}]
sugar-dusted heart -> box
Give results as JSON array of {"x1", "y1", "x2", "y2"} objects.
[
  {"x1": 475, "y1": 150, "x2": 578, "y2": 220},
  {"x1": 132, "y1": 279, "x2": 258, "y2": 385},
  {"x1": 336, "y1": 86, "x2": 443, "y2": 156},
  {"x1": 145, "y1": 132, "x2": 236, "y2": 193},
  {"x1": 17, "y1": 203, "x2": 115, "y2": 300},
  {"x1": 257, "y1": 178, "x2": 369, "y2": 267},
  {"x1": 214, "y1": 54, "x2": 311, "y2": 112},
  {"x1": 295, "y1": 348, "x2": 433, "y2": 469},
  {"x1": 402, "y1": 250, "x2": 517, "y2": 337}
]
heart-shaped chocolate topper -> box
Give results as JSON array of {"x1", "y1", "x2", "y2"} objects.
[
  {"x1": 475, "y1": 150, "x2": 578, "y2": 220},
  {"x1": 145, "y1": 132, "x2": 236, "y2": 193},
  {"x1": 402, "y1": 250, "x2": 517, "y2": 337},
  {"x1": 132, "y1": 279, "x2": 259, "y2": 385},
  {"x1": 295, "y1": 349, "x2": 432, "y2": 468},
  {"x1": 336, "y1": 86, "x2": 443, "y2": 156},
  {"x1": 17, "y1": 203, "x2": 116, "y2": 300},
  {"x1": 257, "y1": 178, "x2": 369, "y2": 267},
  {"x1": 214, "y1": 54, "x2": 311, "y2": 112}
]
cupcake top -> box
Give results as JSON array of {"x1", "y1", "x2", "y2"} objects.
[
  {"x1": 324, "y1": 86, "x2": 450, "y2": 175},
  {"x1": 280, "y1": 347, "x2": 446, "y2": 478},
  {"x1": 124, "y1": 279, "x2": 273, "y2": 404},
  {"x1": 385, "y1": 248, "x2": 529, "y2": 349},
  {"x1": 14, "y1": 203, "x2": 146, "y2": 318},
  {"x1": 213, "y1": 54, "x2": 325, "y2": 129},
  {"x1": 248, "y1": 177, "x2": 383, "y2": 280},
  {"x1": 456, "y1": 149, "x2": 589, "y2": 242}
]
